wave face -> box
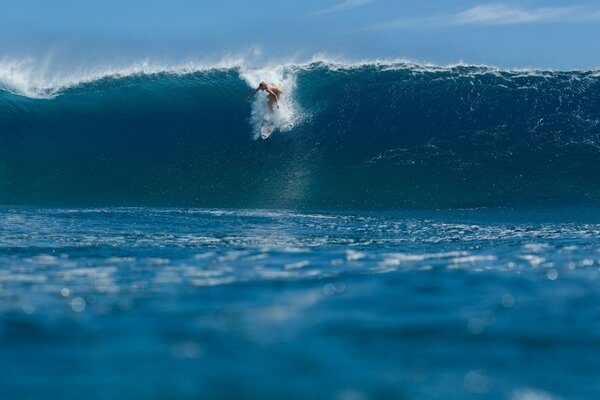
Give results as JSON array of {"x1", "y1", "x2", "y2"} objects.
[{"x1": 1, "y1": 62, "x2": 599, "y2": 209}]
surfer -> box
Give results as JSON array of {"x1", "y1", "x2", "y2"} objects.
[{"x1": 246, "y1": 82, "x2": 283, "y2": 112}]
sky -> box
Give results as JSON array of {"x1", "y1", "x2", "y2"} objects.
[{"x1": 1, "y1": 0, "x2": 600, "y2": 70}]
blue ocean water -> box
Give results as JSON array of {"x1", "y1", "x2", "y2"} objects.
[
  {"x1": 1, "y1": 62, "x2": 600, "y2": 399},
  {"x1": 1, "y1": 207, "x2": 599, "y2": 399},
  {"x1": 0, "y1": 62, "x2": 599, "y2": 209}
]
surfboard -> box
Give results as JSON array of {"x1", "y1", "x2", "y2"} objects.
[{"x1": 261, "y1": 119, "x2": 276, "y2": 140}]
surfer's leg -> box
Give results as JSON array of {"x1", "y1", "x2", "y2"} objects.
[{"x1": 268, "y1": 95, "x2": 275, "y2": 112}]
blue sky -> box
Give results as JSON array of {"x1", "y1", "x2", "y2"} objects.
[{"x1": 1, "y1": 0, "x2": 600, "y2": 69}]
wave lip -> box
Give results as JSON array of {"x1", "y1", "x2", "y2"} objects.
[
  {"x1": 0, "y1": 57, "x2": 248, "y2": 99},
  {"x1": 3, "y1": 56, "x2": 600, "y2": 99}
]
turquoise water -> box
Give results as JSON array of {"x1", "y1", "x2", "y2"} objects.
[
  {"x1": 1, "y1": 62, "x2": 599, "y2": 209},
  {"x1": 1, "y1": 207, "x2": 599, "y2": 399}
]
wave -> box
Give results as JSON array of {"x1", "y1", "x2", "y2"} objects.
[{"x1": 0, "y1": 59, "x2": 599, "y2": 209}]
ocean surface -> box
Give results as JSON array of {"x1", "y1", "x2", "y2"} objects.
[{"x1": 1, "y1": 61, "x2": 599, "y2": 399}]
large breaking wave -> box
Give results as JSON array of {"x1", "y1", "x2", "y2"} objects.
[{"x1": 0, "y1": 60, "x2": 599, "y2": 209}]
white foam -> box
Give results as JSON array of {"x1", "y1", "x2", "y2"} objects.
[
  {"x1": 239, "y1": 64, "x2": 305, "y2": 139},
  {"x1": 1, "y1": 54, "x2": 598, "y2": 101},
  {"x1": 0, "y1": 56, "x2": 246, "y2": 99}
]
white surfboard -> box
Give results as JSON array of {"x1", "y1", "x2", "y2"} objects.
[{"x1": 261, "y1": 119, "x2": 276, "y2": 139}]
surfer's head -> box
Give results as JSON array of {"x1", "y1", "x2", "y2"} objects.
[{"x1": 258, "y1": 81, "x2": 267, "y2": 90}]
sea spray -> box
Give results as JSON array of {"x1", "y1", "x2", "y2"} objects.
[{"x1": 239, "y1": 65, "x2": 305, "y2": 138}]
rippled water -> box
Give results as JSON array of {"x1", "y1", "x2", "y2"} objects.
[{"x1": 1, "y1": 207, "x2": 599, "y2": 399}]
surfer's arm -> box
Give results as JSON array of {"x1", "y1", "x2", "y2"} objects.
[{"x1": 245, "y1": 88, "x2": 259, "y2": 101}]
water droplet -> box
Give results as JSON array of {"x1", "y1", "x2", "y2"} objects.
[
  {"x1": 323, "y1": 283, "x2": 336, "y2": 296},
  {"x1": 468, "y1": 318, "x2": 484, "y2": 335},
  {"x1": 502, "y1": 294, "x2": 516, "y2": 308},
  {"x1": 70, "y1": 297, "x2": 86, "y2": 312},
  {"x1": 334, "y1": 282, "x2": 346, "y2": 294}
]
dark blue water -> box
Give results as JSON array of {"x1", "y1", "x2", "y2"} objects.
[
  {"x1": 1, "y1": 207, "x2": 599, "y2": 399},
  {"x1": 1, "y1": 62, "x2": 599, "y2": 209}
]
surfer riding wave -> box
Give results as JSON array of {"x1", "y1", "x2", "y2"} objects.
[{"x1": 246, "y1": 81, "x2": 283, "y2": 112}]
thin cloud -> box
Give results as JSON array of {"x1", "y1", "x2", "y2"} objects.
[
  {"x1": 368, "y1": 3, "x2": 597, "y2": 30},
  {"x1": 454, "y1": 4, "x2": 581, "y2": 25},
  {"x1": 584, "y1": 9, "x2": 600, "y2": 20},
  {"x1": 315, "y1": 0, "x2": 374, "y2": 16}
]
